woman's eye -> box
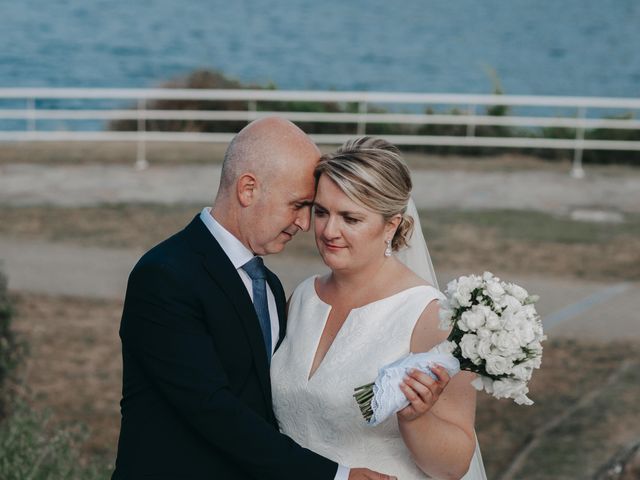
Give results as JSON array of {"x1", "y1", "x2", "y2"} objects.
[
  {"x1": 314, "y1": 209, "x2": 326, "y2": 217},
  {"x1": 345, "y1": 217, "x2": 359, "y2": 224}
]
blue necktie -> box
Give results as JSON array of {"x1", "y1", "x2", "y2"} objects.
[{"x1": 242, "y1": 257, "x2": 272, "y2": 362}]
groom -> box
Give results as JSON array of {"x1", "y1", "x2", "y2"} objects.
[{"x1": 112, "y1": 117, "x2": 394, "y2": 479}]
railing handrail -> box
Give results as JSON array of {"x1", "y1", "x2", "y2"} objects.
[{"x1": 1, "y1": 87, "x2": 640, "y2": 109}]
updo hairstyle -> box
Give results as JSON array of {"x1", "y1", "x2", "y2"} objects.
[{"x1": 314, "y1": 137, "x2": 414, "y2": 251}]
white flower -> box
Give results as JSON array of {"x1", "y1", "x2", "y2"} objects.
[
  {"x1": 484, "y1": 310, "x2": 503, "y2": 330},
  {"x1": 477, "y1": 338, "x2": 493, "y2": 360},
  {"x1": 460, "y1": 334, "x2": 481, "y2": 364},
  {"x1": 492, "y1": 331, "x2": 522, "y2": 355},
  {"x1": 460, "y1": 308, "x2": 485, "y2": 331},
  {"x1": 476, "y1": 327, "x2": 492, "y2": 339},
  {"x1": 484, "y1": 281, "x2": 505, "y2": 302},
  {"x1": 492, "y1": 378, "x2": 532, "y2": 405},
  {"x1": 485, "y1": 355, "x2": 512, "y2": 375},
  {"x1": 505, "y1": 283, "x2": 529, "y2": 303},
  {"x1": 471, "y1": 375, "x2": 494, "y2": 394},
  {"x1": 510, "y1": 364, "x2": 532, "y2": 381},
  {"x1": 482, "y1": 271, "x2": 498, "y2": 282},
  {"x1": 515, "y1": 321, "x2": 536, "y2": 346},
  {"x1": 439, "y1": 308, "x2": 454, "y2": 330},
  {"x1": 502, "y1": 294, "x2": 523, "y2": 312}
]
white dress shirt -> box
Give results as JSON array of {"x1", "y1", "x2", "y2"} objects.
[
  {"x1": 199, "y1": 208, "x2": 350, "y2": 480},
  {"x1": 199, "y1": 207, "x2": 279, "y2": 352}
]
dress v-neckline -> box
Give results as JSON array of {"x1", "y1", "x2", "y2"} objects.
[{"x1": 306, "y1": 277, "x2": 431, "y2": 382}]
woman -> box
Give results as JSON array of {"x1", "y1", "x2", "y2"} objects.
[{"x1": 271, "y1": 137, "x2": 487, "y2": 479}]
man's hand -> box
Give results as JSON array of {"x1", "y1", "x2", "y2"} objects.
[{"x1": 349, "y1": 467, "x2": 397, "y2": 479}]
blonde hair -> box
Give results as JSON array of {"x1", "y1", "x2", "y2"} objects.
[{"x1": 314, "y1": 137, "x2": 414, "y2": 251}]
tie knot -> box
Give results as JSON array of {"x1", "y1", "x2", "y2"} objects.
[{"x1": 242, "y1": 256, "x2": 267, "y2": 280}]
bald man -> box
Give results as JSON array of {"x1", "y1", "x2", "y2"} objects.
[{"x1": 112, "y1": 118, "x2": 394, "y2": 480}]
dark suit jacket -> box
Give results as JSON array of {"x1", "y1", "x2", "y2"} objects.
[{"x1": 112, "y1": 215, "x2": 338, "y2": 479}]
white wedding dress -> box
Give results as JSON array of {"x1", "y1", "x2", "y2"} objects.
[{"x1": 271, "y1": 275, "x2": 487, "y2": 479}]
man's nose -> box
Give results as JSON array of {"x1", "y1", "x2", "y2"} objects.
[{"x1": 294, "y1": 206, "x2": 312, "y2": 232}]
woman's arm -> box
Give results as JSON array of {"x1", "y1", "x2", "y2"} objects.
[{"x1": 398, "y1": 300, "x2": 477, "y2": 480}]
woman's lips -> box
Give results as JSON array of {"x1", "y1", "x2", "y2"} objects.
[{"x1": 323, "y1": 241, "x2": 346, "y2": 251}]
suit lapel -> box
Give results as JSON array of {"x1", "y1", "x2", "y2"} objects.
[{"x1": 184, "y1": 217, "x2": 273, "y2": 407}]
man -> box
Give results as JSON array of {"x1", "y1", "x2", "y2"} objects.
[{"x1": 112, "y1": 117, "x2": 394, "y2": 479}]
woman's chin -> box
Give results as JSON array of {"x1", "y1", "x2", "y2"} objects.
[{"x1": 320, "y1": 252, "x2": 348, "y2": 271}]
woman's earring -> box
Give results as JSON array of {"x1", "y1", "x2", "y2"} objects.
[{"x1": 384, "y1": 239, "x2": 392, "y2": 257}]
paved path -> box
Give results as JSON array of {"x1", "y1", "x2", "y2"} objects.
[
  {"x1": 2, "y1": 235, "x2": 637, "y2": 341},
  {"x1": 1, "y1": 163, "x2": 639, "y2": 213}
]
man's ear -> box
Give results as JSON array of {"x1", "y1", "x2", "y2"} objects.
[{"x1": 236, "y1": 173, "x2": 258, "y2": 207}]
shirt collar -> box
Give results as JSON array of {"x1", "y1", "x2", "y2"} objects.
[{"x1": 199, "y1": 207, "x2": 255, "y2": 270}]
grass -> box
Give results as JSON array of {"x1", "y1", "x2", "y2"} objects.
[
  {"x1": 1, "y1": 204, "x2": 638, "y2": 281},
  {"x1": 3, "y1": 141, "x2": 640, "y2": 176},
  {"x1": 4, "y1": 292, "x2": 638, "y2": 479},
  {"x1": 0, "y1": 400, "x2": 111, "y2": 480}
]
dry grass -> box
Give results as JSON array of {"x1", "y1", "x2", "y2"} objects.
[
  {"x1": 1, "y1": 204, "x2": 638, "y2": 282},
  {"x1": 9, "y1": 293, "x2": 122, "y2": 468},
  {"x1": 2, "y1": 141, "x2": 639, "y2": 176},
  {"x1": 8, "y1": 292, "x2": 640, "y2": 479}
]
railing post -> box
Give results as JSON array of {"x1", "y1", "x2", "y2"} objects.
[
  {"x1": 357, "y1": 101, "x2": 367, "y2": 135},
  {"x1": 466, "y1": 104, "x2": 476, "y2": 137},
  {"x1": 571, "y1": 106, "x2": 586, "y2": 179},
  {"x1": 248, "y1": 100, "x2": 257, "y2": 122},
  {"x1": 27, "y1": 97, "x2": 36, "y2": 133},
  {"x1": 135, "y1": 98, "x2": 149, "y2": 170}
]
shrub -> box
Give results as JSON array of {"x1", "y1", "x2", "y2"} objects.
[{"x1": 0, "y1": 401, "x2": 110, "y2": 480}]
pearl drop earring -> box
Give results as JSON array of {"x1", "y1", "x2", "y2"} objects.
[{"x1": 384, "y1": 240, "x2": 392, "y2": 257}]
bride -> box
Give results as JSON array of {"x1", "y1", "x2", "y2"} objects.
[{"x1": 271, "y1": 137, "x2": 487, "y2": 479}]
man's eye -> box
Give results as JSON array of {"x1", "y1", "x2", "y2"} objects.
[{"x1": 345, "y1": 217, "x2": 359, "y2": 224}]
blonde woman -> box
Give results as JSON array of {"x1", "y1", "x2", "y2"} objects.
[{"x1": 271, "y1": 138, "x2": 486, "y2": 479}]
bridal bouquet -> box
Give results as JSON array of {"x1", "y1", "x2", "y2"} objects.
[{"x1": 354, "y1": 272, "x2": 545, "y2": 426}]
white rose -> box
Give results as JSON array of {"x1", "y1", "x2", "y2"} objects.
[
  {"x1": 506, "y1": 283, "x2": 529, "y2": 303},
  {"x1": 477, "y1": 338, "x2": 493, "y2": 360},
  {"x1": 484, "y1": 281, "x2": 505, "y2": 302},
  {"x1": 522, "y1": 356, "x2": 542, "y2": 370},
  {"x1": 439, "y1": 308, "x2": 454, "y2": 330},
  {"x1": 515, "y1": 321, "x2": 536, "y2": 346},
  {"x1": 510, "y1": 364, "x2": 531, "y2": 381},
  {"x1": 471, "y1": 375, "x2": 494, "y2": 394},
  {"x1": 492, "y1": 378, "x2": 532, "y2": 404},
  {"x1": 485, "y1": 310, "x2": 502, "y2": 330},
  {"x1": 476, "y1": 327, "x2": 492, "y2": 339},
  {"x1": 503, "y1": 309, "x2": 527, "y2": 332},
  {"x1": 482, "y1": 271, "x2": 499, "y2": 282},
  {"x1": 486, "y1": 355, "x2": 511, "y2": 375},
  {"x1": 492, "y1": 331, "x2": 521, "y2": 355},
  {"x1": 502, "y1": 294, "x2": 523, "y2": 312},
  {"x1": 461, "y1": 309, "x2": 485, "y2": 331},
  {"x1": 460, "y1": 334, "x2": 480, "y2": 364}
]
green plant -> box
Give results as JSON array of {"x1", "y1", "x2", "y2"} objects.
[
  {"x1": 0, "y1": 270, "x2": 24, "y2": 417},
  {"x1": 0, "y1": 400, "x2": 110, "y2": 480}
]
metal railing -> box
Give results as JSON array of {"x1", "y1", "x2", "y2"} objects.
[{"x1": 1, "y1": 88, "x2": 639, "y2": 176}]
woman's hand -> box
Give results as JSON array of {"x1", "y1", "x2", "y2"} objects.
[{"x1": 397, "y1": 364, "x2": 450, "y2": 422}]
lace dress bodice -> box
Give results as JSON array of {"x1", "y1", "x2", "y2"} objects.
[{"x1": 271, "y1": 276, "x2": 444, "y2": 479}]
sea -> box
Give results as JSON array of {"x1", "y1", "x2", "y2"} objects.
[{"x1": 2, "y1": 0, "x2": 640, "y2": 97}]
